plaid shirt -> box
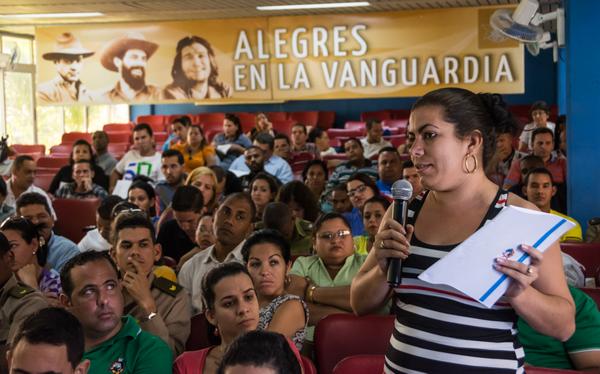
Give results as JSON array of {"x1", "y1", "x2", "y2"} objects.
[{"x1": 54, "y1": 182, "x2": 108, "y2": 200}]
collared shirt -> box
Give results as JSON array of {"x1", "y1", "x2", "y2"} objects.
[
  {"x1": 96, "y1": 152, "x2": 118, "y2": 176},
  {"x1": 0, "y1": 274, "x2": 48, "y2": 343},
  {"x1": 100, "y1": 81, "x2": 162, "y2": 103},
  {"x1": 83, "y1": 315, "x2": 173, "y2": 374},
  {"x1": 550, "y1": 209, "x2": 583, "y2": 242},
  {"x1": 0, "y1": 203, "x2": 14, "y2": 223},
  {"x1": 377, "y1": 179, "x2": 394, "y2": 198},
  {"x1": 47, "y1": 233, "x2": 80, "y2": 273},
  {"x1": 360, "y1": 137, "x2": 392, "y2": 159},
  {"x1": 326, "y1": 159, "x2": 379, "y2": 192},
  {"x1": 5, "y1": 180, "x2": 56, "y2": 219},
  {"x1": 37, "y1": 76, "x2": 94, "y2": 104},
  {"x1": 78, "y1": 228, "x2": 111, "y2": 252},
  {"x1": 343, "y1": 207, "x2": 365, "y2": 236},
  {"x1": 291, "y1": 142, "x2": 320, "y2": 159},
  {"x1": 230, "y1": 154, "x2": 293, "y2": 184},
  {"x1": 115, "y1": 150, "x2": 164, "y2": 182},
  {"x1": 55, "y1": 182, "x2": 108, "y2": 200},
  {"x1": 155, "y1": 180, "x2": 183, "y2": 214},
  {"x1": 505, "y1": 151, "x2": 567, "y2": 188},
  {"x1": 178, "y1": 242, "x2": 245, "y2": 315}
]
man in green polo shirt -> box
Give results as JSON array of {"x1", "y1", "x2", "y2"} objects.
[{"x1": 60, "y1": 251, "x2": 172, "y2": 373}]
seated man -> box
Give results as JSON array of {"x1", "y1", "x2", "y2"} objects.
[
  {"x1": 361, "y1": 119, "x2": 392, "y2": 159},
  {"x1": 7, "y1": 307, "x2": 90, "y2": 373},
  {"x1": 376, "y1": 147, "x2": 403, "y2": 198},
  {"x1": 329, "y1": 183, "x2": 353, "y2": 214},
  {"x1": 110, "y1": 211, "x2": 190, "y2": 356},
  {"x1": 291, "y1": 123, "x2": 319, "y2": 159},
  {"x1": 157, "y1": 186, "x2": 203, "y2": 263},
  {"x1": 239, "y1": 146, "x2": 267, "y2": 191},
  {"x1": 518, "y1": 286, "x2": 600, "y2": 371},
  {"x1": 78, "y1": 195, "x2": 123, "y2": 252},
  {"x1": 155, "y1": 149, "x2": 186, "y2": 214},
  {"x1": 523, "y1": 167, "x2": 582, "y2": 242},
  {"x1": 93, "y1": 130, "x2": 118, "y2": 176},
  {"x1": 0, "y1": 178, "x2": 14, "y2": 223},
  {"x1": 230, "y1": 133, "x2": 293, "y2": 184},
  {"x1": 16, "y1": 192, "x2": 79, "y2": 272},
  {"x1": 5, "y1": 155, "x2": 55, "y2": 218},
  {"x1": 179, "y1": 192, "x2": 255, "y2": 315},
  {"x1": 59, "y1": 251, "x2": 172, "y2": 373},
  {"x1": 261, "y1": 202, "x2": 313, "y2": 256},
  {"x1": 402, "y1": 160, "x2": 424, "y2": 200},
  {"x1": 55, "y1": 160, "x2": 109, "y2": 199},
  {"x1": 326, "y1": 138, "x2": 378, "y2": 192},
  {"x1": 273, "y1": 133, "x2": 292, "y2": 163},
  {"x1": 486, "y1": 127, "x2": 516, "y2": 186}
]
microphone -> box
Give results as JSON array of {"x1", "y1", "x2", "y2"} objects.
[{"x1": 387, "y1": 179, "x2": 413, "y2": 287}]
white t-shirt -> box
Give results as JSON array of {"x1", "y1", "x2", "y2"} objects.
[
  {"x1": 519, "y1": 121, "x2": 556, "y2": 150},
  {"x1": 78, "y1": 228, "x2": 111, "y2": 252},
  {"x1": 115, "y1": 150, "x2": 163, "y2": 182}
]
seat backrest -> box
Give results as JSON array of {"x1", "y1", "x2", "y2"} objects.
[
  {"x1": 317, "y1": 111, "x2": 336, "y2": 130},
  {"x1": 61, "y1": 132, "x2": 92, "y2": 144},
  {"x1": 344, "y1": 121, "x2": 366, "y2": 130},
  {"x1": 37, "y1": 156, "x2": 69, "y2": 169},
  {"x1": 327, "y1": 128, "x2": 365, "y2": 139},
  {"x1": 106, "y1": 132, "x2": 132, "y2": 144},
  {"x1": 33, "y1": 174, "x2": 54, "y2": 192},
  {"x1": 195, "y1": 113, "x2": 225, "y2": 124},
  {"x1": 234, "y1": 112, "x2": 256, "y2": 134},
  {"x1": 389, "y1": 109, "x2": 410, "y2": 119},
  {"x1": 272, "y1": 120, "x2": 297, "y2": 137},
  {"x1": 361, "y1": 110, "x2": 392, "y2": 122},
  {"x1": 382, "y1": 119, "x2": 409, "y2": 130},
  {"x1": 290, "y1": 111, "x2": 319, "y2": 127},
  {"x1": 266, "y1": 111, "x2": 289, "y2": 122},
  {"x1": 332, "y1": 355, "x2": 385, "y2": 374},
  {"x1": 13, "y1": 144, "x2": 45, "y2": 155},
  {"x1": 580, "y1": 287, "x2": 600, "y2": 309},
  {"x1": 301, "y1": 355, "x2": 317, "y2": 374},
  {"x1": 136, "y1": 115, "x2": 167, "y2": 126},
  {"x1": 49, "y1": 144, "x2": 72, "y2": 155},
  {"x1": 185, "y1": 314, "x2": 221, "y2": 351},
  {"x1": 561, "y1": 243, "x2": 600, "y2": 278},
  {"x1": 315, "y1": 314, "x2": 394, "y2": 374},
  {"x1": 53, "y1": 198, "x2": 101, "y2": 243},
  {"x1": 103, "y1": 123, "x2": 133, "y2": 133}
]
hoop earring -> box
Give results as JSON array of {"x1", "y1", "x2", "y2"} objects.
[
  {"x1": 464, "y1": 154, "x2": 478, "y2": 174},
  {"x1": 284, "y1": 275, "x2": 291, "y2": 289}
]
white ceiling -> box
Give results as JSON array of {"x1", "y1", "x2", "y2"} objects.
[{"x1": 0, "y1": 0, "x2": 560, "y2": 26}]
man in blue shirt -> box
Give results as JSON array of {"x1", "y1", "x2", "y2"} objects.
[
  {"x1": 16, "y1": 192, "x2": 80, "y2": 273},
  {"x1": 154, "y1": 149, "x2": 186, "y2": 214},
  {"x1": 376, "y1": 147, "x2": 403, "y2": 198},
  {"x1": 230, "y1": 133, "x2": 293, "y2": 184}
]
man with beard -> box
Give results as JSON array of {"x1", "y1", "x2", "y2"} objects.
[
  {"x1": 155, "y1": 149, "x2": 186, "y2": 214},
  {"x1": 99, "y1": 32, "x2": 160, "y2": 103},
  {"x1": 37, "y1": 32, "x2": 94, "y2": 104},
  {"x1": 178, "y1": 192, "x2": 255, "y2": 315},
  {"x1": 237, "y1": 146, "x2": 266, "y2": 191},
  {"x1": 59, "y1": 251, "x2": 172, "y2": 373}
]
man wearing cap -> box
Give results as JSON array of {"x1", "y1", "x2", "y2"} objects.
[
  {"x1": 37, "y1": 32, "x2": 94, "y2": 104},
  {"x1": 99, "y1": 32, "x2": 161, "y2": 103}
]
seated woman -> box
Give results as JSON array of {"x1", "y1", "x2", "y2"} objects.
[
  {"x1": 344, "y1": 172, "x2": 379, "y2": 236},
  {"x1": 288, "y1": 212, "x2": 367, "y2": 344},
  {"x1": 174, "y1": 262, "x2": 259, "y2": 373},
  {"x1": 248, "y1": 112, "x2": 275, "y2": 141},
  {"x1": 172, "y1": 124, "x2": 217, "y2": 173},
  {"x1": 48, "y1": 139, "x2": 108, "y2": 194},
  {"x1": 127, "y1": 179, "x2": 158, "y2": 224},
  {"x1": 249, "y1": 172, "x2": 280, "y2": 222},
  {"x1": 308, "y1": 127, "x2": 336, "y2": 157},
  {"x1": 353, "y1": 196, "x2": 390, "y2": 255},
  {"x1": 242, "y1": 229, "x2": 308, "y2": 350},
  {"x1": 302, "y1": 159, "x2": 329, "y2": 211},
  {"x1": 0, "y1": 217, "x2": 61, "y2": 303},
  {"x1": 212, "y1": 114, "x2": 252, "y2": 169},
  {"x1": 185, "y1": 167, "x2": 218, "y2": 214},
  {"x1": 277, "y1": 181, "x2": 320, "y2": 223}
]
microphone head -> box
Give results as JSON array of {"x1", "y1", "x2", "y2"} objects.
[{"x1": 391, "y1": 179, "x2": 413, "y2": 201}]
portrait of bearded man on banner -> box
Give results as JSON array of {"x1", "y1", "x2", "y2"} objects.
[
  {"x1": 98, "y1": 32, "x2": 161, "y2": 103},
  {"x1": 37, "y1": 32, "x2": 95, "y2": 104},
  {"x1": 163, "y1": 35, "x2": 232, "y2": 100}
]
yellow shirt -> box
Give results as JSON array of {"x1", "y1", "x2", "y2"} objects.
[
  {"x1": 172, "y1": 143, "x2": 216, "y2": 173},
  {"x1": 550, "y1": 209, "x2": 583, "y2": 242}
]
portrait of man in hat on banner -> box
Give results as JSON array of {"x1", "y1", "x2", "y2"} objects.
[
  {"x1": 37, "y1": 32, "x2": 95, "y2": 104},
  {"x1": 98, "y1": 32, "x2": 161, "y2": 103}
]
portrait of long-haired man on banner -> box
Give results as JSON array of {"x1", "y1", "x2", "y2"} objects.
[{"x1": 163, "y1": 35, "x2": 232, "y2": 100}]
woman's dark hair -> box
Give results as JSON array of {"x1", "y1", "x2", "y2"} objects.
[
  {"x1": 411, "y1": 88, "x2": 518, "y2": 168},
  {"x1": 250, "y1": 172, "x2": 280, "y2": 196},
  {"x1": 347, "y1": 172, "x2": 380, "y2": 196},
  {"x1": 127, "y1": 180, "x2": 156, "y2": 216},
  {"x1": 69, "y1": 139, "x2": 96, "y2": 165},
  {"x1": 170, "y1": 35, "x2": 229, "y2": 97},
  {"x1": 188, "y1": 124, "x2": 208, "y2": 149},
  {"x1": 241, "y1": 229, "x2": 291, "y2": 264},
  {"x1": 361, "y1": 195, "x2": 391, "y2": 215},
  {"x1": 0, "y1": 232, "x2": 8, "y2": 255},
  {"x1": 225, "y1": 113, "x2": 242, "y2": 139},
  {"x1": 313, "y1": 212, "x2": 351, "y2": 237},
  {"x1": 301, "y1": 159, "x2": 328, "y2": 182},
  {"x1": 277, "y1": 181, "x2": 320, "y2": 222},
  {"x1": 217, "y1": 331, "x2": 301, "y2": 374},
  {"x1": 307, "y1": 127, "x2": 325, "y2": 143},
  {"x1": 0, "y1": 217, "x2": 48, "y2": 266},
  {"x1": 202, "y1": 262, "x2": 251, "y2": 311},
  {"x1": 172, "y1": 185, "x2": 204, "y2": 213}
]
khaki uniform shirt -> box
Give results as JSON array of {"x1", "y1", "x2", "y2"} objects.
[
  {"x1": 37, "y1": 77, "x2": 94, "y2": 104},
  {"x1": 101, "y1": 81, "x2": 161, "y2": 103},
  {"x1": 122, "y1": 273, "x2": 190, "y2": 356},
  {"x1": 0, "y1": 275, "x2": 48, "y2": 343}
]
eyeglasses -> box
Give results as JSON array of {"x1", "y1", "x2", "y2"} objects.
[
  {"x1": 317, "y1": 230, "x2": 352, "y2": 241},
  {"x1": 347, "y1": 184, "x2": 367, "y2": 198}
]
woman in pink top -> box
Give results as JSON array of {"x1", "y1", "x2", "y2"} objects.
[{"x1": 174, "y1": 263, "x2": 259, "y2": 373}]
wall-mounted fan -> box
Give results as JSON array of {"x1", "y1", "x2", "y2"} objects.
[{"x1": 490, "y1": 0, "x2": 564, "y2": 61}]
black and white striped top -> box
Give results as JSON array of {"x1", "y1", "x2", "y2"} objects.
[{"x1": 385, "y1": 189, "x2": 525, "y2": 373}]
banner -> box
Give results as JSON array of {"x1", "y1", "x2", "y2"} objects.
[{"x1": 35, "y1": 7, "x2": 523, "y2": 105}]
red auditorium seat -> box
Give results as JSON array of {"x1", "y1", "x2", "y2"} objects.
[
  {"x1": 103, "y1": 123, "x2": 133, "y2": 133},
  {"x1": 106, "y1": 132, "x2": 131, "y2": 144},
  {"x1": 53, "y1": 198, "x2": 100, "y2": 243},
  {"x1": 136, "y1": 115, "x2": 167, "y2": 126},
  {"x1": 317, "y1": 111, "x2": 336, "y2": 130},
  {"x1": 333, "y1": 355, "x2": 384, "y2": 374},
  {"x1": 204, "y1": 129, "x2": 221, "y2": 143},
  {"x1": 154, "y1": 132, "x2": 168, "y2": 143},
  {"x1": 345, "y1": 121, "x2": 366, "y2": 130},
  {"x1": 560, "y1": 242, "x2": 600, "y2": 279},
  {"x1": 185, "y1": 314, "x2": 221, "y2": 351},
  {"x1": 33, "y1": 174, "x2": 54, "y2": 192},
  {"x1": 200, "y1": 122, "x2": 224, "y2": 139},
  {"x1": 382, "y1": 119, "x2": 409, "y2": 130},
  {"x1": 386, "y1": 134, "x2": 407, "y2": 147},
  {"x1": 195, "y1": 112, "x2": 225, "y2": 124},
  {"x1": 314, "y1": 314, "x2": 394, "y2": 374},
  {"x1": 235, "y1": 112, "x2": 257, "y2": 134},
  {"x1": 389, "y1": 109, "x2": 410, "y2": 119},
  {"x1": 290, "y1": 111, "x2": 319, "y2": 127},
  {"x1": 37, "y1": 156, "x2": 69, "y2": 169},
  {"x1": 328, "y1": 128, "x2": 364, "y2": 139},
  {"x1": 167, "y1": 114, "x2": 187, "y2": 125},
  {"x1": 147, "y1": 122, "x2": 166, "y2": 134},
  {"x1": 107, "y1": 143, "x2": 129, "y2": 158},
  {"x1": 49, "y1": 144, "x2": 72, "y2": 155},
  {"x1": 580, "y1": 288, "x2": 600, "y2": 309},
  {"x1": 301, "y1": 356, "x2": 317, "y2": 374},
  {"x1": 61, "y1": 132, "x2": 92, "y2": 144},
  {"x1": 272, "y1": 120, "x2": 296, "y2": 137},
  {"x1": 12, "y1": 144, "x2": 45, "y2": 156},
  {"x1": 361, "y1": 110, "x2": 392, "y2": 122},
  {"x1": 266, "y1": 112, "x2": 289, "y2": 122}
]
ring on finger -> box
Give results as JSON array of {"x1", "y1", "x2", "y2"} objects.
[
  {"x1": 380, "y1": 240, "x2": 385, "y2": 249},
  {"x1": 526, "y1": 266, "x2": 533, "y2": 275}
]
